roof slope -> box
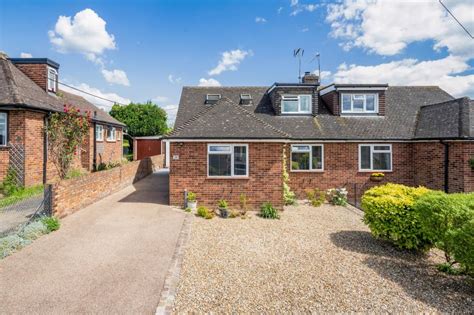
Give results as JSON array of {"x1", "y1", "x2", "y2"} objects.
[
  {"x1": 415, "y1": 97, "x2": 472, "y2": 139},
  {"x1": 170, "y1": 85, "x2": 455, "y2": 140},
  {"x1": 0, "y1": 57, "x2": 124, "y2": 126}
]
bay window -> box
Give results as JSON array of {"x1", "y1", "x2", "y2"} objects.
[
  {"x1": 359, "y1": 144, "x2": 392, "y2": 171},
  {"x1": 341, "y1": 93, "x2": 378, "y2": 113},
  {"x1": 0, "y1": 112, "x2": 7, "y2": 146},
  {"x1": 208, "y1": 144, "x2": 248, "y2": 177},
  {"x1": 281, "y1": 95, "x2": 312, "y2": 114},
  {"x1": 291, "y1": 144, "x2": 324, "y2": 171}
]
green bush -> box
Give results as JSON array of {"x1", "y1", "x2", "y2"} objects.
[
  {"x1": 65, "y1": 169, "x2": 84, "y2": 179},
  {"x1": 187, "y1": 192, "x2": 196, "y2": 202},
  {"x1": 2, "y1": 167, "x2": 21, "y2": 196},
  {"x1": 327, "y1": 188, "x2": 348, "y2": 206},
  {"x1": 260, "y1": 202, "x2": 280, "y2": 219},
  {"x1": 415, "y1": 191, "x2": 474, "y2": 272},
  {"x1": 361, "y1": 183, "x2": 432, "y2": 250},
  {"x1": 197, "y1": 206, "x2": 210, "y2": 218},
  {"x1": 306, "y1": 188, "x2": 325, "y2": 207},
  {"x1": 0, "y1": 235, "x2": 31, "y2": 259},
  {"x1": 19, "y1": 221, "x2": 48, "y2": 240},
  {"x1": 0, "y1": 185, "x2": 44, "y2": 209},
  {"x1": 218, "y1": 199, "x2": 228, "y2": 209},
  {"x1": 40, "y1": 216, "x2": 61, "y2": 232}
]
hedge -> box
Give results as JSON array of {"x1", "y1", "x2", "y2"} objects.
[{"x1": 361, "y1": 183, "x2": 433, "y2": 250}]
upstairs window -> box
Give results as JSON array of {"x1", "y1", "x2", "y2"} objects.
[
  {"x1": 208, "y1": 144, "x2": 248, "y2": 177},
  {"x1": 107, "y1": 126, "x2": 116, "y2": 142},
  {"x1": 281, "y1": 95, "x2": 312, "y2": 114},
  {"x1": 359, "y1": 144, "x2": 392, "y2": 171},
  {"x1": 291, "y1": 144, "x2": 323, "y2": 171},
  {"x1": 0, "y1": 112, "x2": 7, "y2": 146},
  {"x1": 341, "y1": 93, "x2": 378, "y2": 114},
  {"x1": 47, "y1": 67, "x2": 58, "y2": 93},
  {"x1": 240, "y1": 94, "x2": 252, "y2": 105},
  {"x1": 205, "y1": 94, "x2": 221, "y2": 104},
  {"x1": 95, "y1": 124, "x2": 103, "y2": 141}
]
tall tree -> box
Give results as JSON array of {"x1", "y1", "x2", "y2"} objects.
[{"x1": 110, "y1": 102, "x2": 168, "y2": 137}]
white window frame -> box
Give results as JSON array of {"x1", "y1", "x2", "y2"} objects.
[
  {"x1": 47, "y1": 67, "x2": 57, "y2": 93},
  {"x1": 358, "y1": 144, "x2": 392, "y2": 172},
  {"x1": 0, "y1": 112, "x2": 7, "y2": 146},
  {"x1": 95, "y1": 124, "x2": 104, "y2": 141},
  {"x1": 207, "y1": 144, "x2": 249, "y2": 178},
  {"x1": 117, "y1": 128, "x2": 121, "y2": 141},
  {"x1": 341, "y1": 93, "x2": 378, "y2": 114},
  {"x1": 290, "y1": 144, "x2": 324, "y2": 172},
  {"x1": 107, "y1": 126, "x2": 116, "y2": 142},
  {"x1": 281, "y1": 94, "x2": 312, "y2": 114}
]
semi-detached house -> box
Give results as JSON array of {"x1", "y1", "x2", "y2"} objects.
[{"x1": 166, "y1": 72, "x2": 474, "y2": 209}]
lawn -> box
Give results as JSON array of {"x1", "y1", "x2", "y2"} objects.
[
  {"x1": 173, "y1": 204, "x2": 473, "y2": 313},
  {"x1": 0, "y1": 185, "x2": 44, "y2": 210}
]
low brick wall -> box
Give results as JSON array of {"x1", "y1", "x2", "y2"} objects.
[{"x1": 52, "y1": 154, "x2": 164, "y2": 218}]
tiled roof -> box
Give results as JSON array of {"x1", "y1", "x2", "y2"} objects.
[
  {"x1": 0, "y1": 57, "x2": 124, "y2": 126},
  {"x1": 169, "y1": 85, "x2": 458, "y2": 140}
]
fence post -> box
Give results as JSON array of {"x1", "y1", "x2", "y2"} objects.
[{"x1": 44, "y1": 184, "x2": 53, "y2": 216}]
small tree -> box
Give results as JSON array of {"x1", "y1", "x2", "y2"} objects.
[
  {"x1": 45, "y1": 105, "x2": 90, "y2": 179},
  {"x1": 109, "y1": 102, "x2": 168, "y2": 137}
]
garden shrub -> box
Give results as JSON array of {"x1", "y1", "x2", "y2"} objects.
[
  {"x1": 2, "y1": 167, "x2": 21, "y2": 196},
  {"x1": 327, "y1": 188, "x2": 348, "y2": 206},
  {"x1": 197, "y1": 206, "x2": 210, "y2": 218},
  {"x1": 40, "y1": 216, "x2": 61, "y2": 232},
  {"x1": 260, "y1": 202, "x2": 280, "y2": 219},
  {"x1": 19, "y1": 221, "x2": 48, "y2": 240},
  {"x1": 0, "y1": 235, "x2": 31, "y2": 259},
  {"x1": 306, "y1": 188, "x2": 325, "y2": 207},
  {"x1": 414, "y1": 191, "x2": 474, "y2": 272},
  {"x1": 361, "y1": 183, "x2": 432, "y2": 250}
]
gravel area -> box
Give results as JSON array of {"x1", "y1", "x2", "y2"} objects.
[{"x1": 173, "y1": 203, "x2": 473, "y2": 313}]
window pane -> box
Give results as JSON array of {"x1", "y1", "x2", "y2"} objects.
[
  {"x1": 0, "y1": 114, "x2": 5, "y2": 145},
  {"x1": 373, "y1": 152, "x2": 391, "y2": 170},
  {"x1": 342, "y1": 94, "x2": 351, "y2": 111},
  {"x1": 292, "y1": 145, "x2": 310, "y2": 152},
  {"x1": 299, "y1": 95, "x2": 311, "y2": 112},
  {"x1": 209, "y1": 154, "x2": 231, "y2": 176},
  {"x1": 311, "y1": 146, "x2": 323, "y2": 170},
  {"x1": 234, "y1": 146, "x2": 247, "y2": 175},
  {"x1": 0, "y1": 113, "x2": 5, "y2": 124},
  {"x1": 209, "y1": 145, "x2": 231, "y2": 152},
  {"x1": 291, "y1": 152, "x2": 310, "y2": 170},
  {"x1": 366, "y1": 95, "x2": 375, "y2": 111},
  {"x1": 282, "y1": 100, "x2": 298, "y2": 112},
  {"x1": 374, "y1": 145, "x2": 390, "y2": 151},
  {"x1": 360, "y1": 146, "x2": 371, "y2": 169},
  {"x1": 353, "y1": 95, "x2": 364, "y2": 111}
]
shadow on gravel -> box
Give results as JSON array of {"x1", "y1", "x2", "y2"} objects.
[
  {"x1": 364, "y1": 257, "x2": 474, "y2": 313},
  {"x1": 330, "y1": 230, "x2": 422, "y2": 260}
]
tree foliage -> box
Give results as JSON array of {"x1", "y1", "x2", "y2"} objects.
[{"x1": 109, "y1": 102, "x2": 168, "y2": 137}]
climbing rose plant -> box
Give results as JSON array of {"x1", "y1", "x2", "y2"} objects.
[{"x1": 45, "y1": 105, "x2": 90, "y2": 179}]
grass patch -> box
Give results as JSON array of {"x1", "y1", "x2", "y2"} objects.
[{"x1": 0, "y1": 185, "x2": 44, "y2": 209}]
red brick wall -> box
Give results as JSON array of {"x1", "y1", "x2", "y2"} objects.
[
  {"x1": 24, "y1": 111, "x2": 47, "y2": 186},
  {"x1": 52, "y1": 155, "x2": 163, "y2": 218},
  {"x1": 169, "y1": 142, "x2": 285, "y2": 209},
  {"x1": 287, "y1": 142, "x2": 415, "y2": 199},
  {"x1": 14, "y1": 63, "x2": 48, "y2": 91}
]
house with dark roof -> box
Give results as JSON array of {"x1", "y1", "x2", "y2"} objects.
[
  {"x1": 166, "y1": 72, "x2": 473, "y2": 209},
  {"x1": 0, "y1": 54, "x2": 126, "y2": 186}
]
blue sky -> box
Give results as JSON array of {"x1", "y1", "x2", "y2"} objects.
[{"x1": 1, "y1": 0, "x2": 473, "y2": 126}]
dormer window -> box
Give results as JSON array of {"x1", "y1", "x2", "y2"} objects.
[
  {"x1": 240, "y1": 94, "x2": 252, "y2": 105},
  {"x1": 47, "y1": 67, "x2": 58, "y2": 93},
  {"x1": 281, "y1": 95, "x2": 312, "y2": 114},
  {"x1": 206, "y1": 94, "x2": 221, "y2": 104},
  {"x1": 341, "y1": 93, "x2": 378, "y2": 114}
]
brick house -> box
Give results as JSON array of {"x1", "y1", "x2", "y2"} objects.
[
  {"x1": 166, "y1": 72, "x2": 473, "y2": 209},
  {"x1": 0, "y1": 55, "x2": 125, "y2": 186}
]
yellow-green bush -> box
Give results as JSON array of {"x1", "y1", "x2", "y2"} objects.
[{"x1": 361, "y1": 183, "x2": 433, "y2": 250}]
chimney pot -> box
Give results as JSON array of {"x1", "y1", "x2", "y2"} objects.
[{"x1": 302, "y1": 72, "x2": 319, "y2": 85}]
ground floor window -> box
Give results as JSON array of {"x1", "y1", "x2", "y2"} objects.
[
  {"x1": 291, "y1": 144, "x2": 324, "y2": 171},
  {"x1": 96, "y1": 124, "x2": 103, "y2": 141},
  {"x1": 0, "y1": 112, "x2": 7, "y2": 146},
  {"x1": 359, "y1": 144, "x2": 392, "y2": 171},
  {"x1": 107, "y1": 126, "x2": 116, "y2": 141},
  {"x1": 208, "y1": 144, "x2": 248, "y2": 177}
]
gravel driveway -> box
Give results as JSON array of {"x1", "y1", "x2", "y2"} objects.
[{"x1": 173, "y1": 204, "x2": 473, "y2": 313}]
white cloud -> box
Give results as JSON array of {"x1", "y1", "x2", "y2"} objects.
[
  {"x1": 20, "y1": 52, "x2": 32, "y2": 58},
  {"x1": 152, "y1": 96, "x2": 169, "y2": 103},
  {"x1": 291, "y1": 3, "x2": 320, "y2": 16},
  {"x1": 160, "y1": 104, "x2": 178, "y2": 126},
  {"x1": 168, "y1": 74, "x2": 182, "y2": 84},
  {"x1": 333, "y1": 56, "x2": 474, "y2": 98},
  {"x1": 277, "y1": 7, "x2": 284, "y2": 14},
  {"x1": 198, "y1": 78, "x2": 221, "y2": 87},
  {"x1": 48, "y1": 8, "x2": 116, "y2": 61},
  {"x1": 326, "y1": 0, "x2": 474, "y2": 58},
  {"x1": 208, "y1": 49, "x2": 252, "y2": 76},
  {"x1": 255, "y1": 17, "x2": 267, "y2": 24},
  {"x1": 101, "y1": 69, "x2": 130, "y2": 86},
  {"x1": 290, "y1": 0, "x2": 298, "y2": 6},
  {"x1": 60, "y1": 82, "x2": 130, "y2": 111}
]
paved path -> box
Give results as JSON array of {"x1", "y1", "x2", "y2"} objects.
[{"x1": 0, "y1": 170, "x2": 186, "y2": 314}]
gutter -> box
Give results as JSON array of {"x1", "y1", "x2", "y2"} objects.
[
  {"x1": 93, "y1": 122, "x2": 97, "y2": 171},
  {"x1": 43, "y1": 114, "x2": 49, "y2": 184}
]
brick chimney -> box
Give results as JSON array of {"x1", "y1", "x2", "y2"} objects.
[
  {"x1": 302, "y1": 71, "x2": 319, "y2": 85},
  {"x1": 9, "y1": 58, "x2": 60, "y2": 93}
]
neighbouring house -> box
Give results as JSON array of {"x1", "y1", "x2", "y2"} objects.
[
  {"x1": 165, "y1": 72, "x2": 474, "y2": 209},
  {"x1": 0, "y1": 54, "x2": 126, "y2": 186}
]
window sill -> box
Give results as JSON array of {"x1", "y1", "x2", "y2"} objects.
[
  {"x1": 96, "y1": 139, "x2": 104, "y2": 142},
  {"x1": 290, "y1": 169, "x2": 324, "y2": 172},
  {"x1": 358, "y1": 170, "x2": 392, "y2": 173},
  {"x1": 207, "y1": 176, "x2": 249, "y2": 179},
  {"x1": 106, "y1": 140, "x2": 116, "y2": 143}
]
